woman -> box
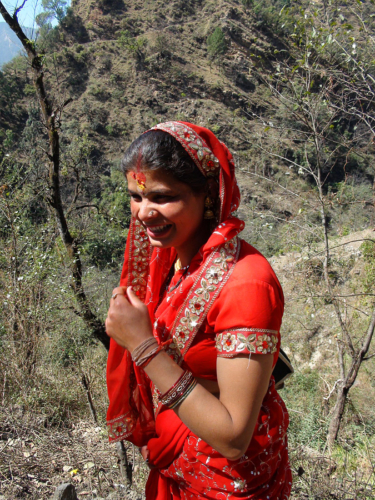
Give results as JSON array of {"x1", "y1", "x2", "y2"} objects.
[{"x1": 105, "y1": 121, "x2": 292, "y2": 499}]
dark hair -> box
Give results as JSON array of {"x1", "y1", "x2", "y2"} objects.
[{"x1": 121, "y1": 130, "x2": 208, "y2": 193}]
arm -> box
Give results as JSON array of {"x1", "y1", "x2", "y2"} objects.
[
  {"x1": 106, "y1": 287, "x2": 274, "y2": 460},
  {"x1": 146, "y1": 350, "x2": 273, "y2": 460}
]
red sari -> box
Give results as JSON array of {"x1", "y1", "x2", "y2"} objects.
[{"x1": 106, "y1": 122, "x2": 292, "y2": 499}]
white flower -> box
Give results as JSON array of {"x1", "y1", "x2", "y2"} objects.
[
  {"x1": 205, "y1": 266, "x2": 224, "y2": 285},
  {"x1": 221, "y1": 333, "x2": 236, "y2": 352},
  {"x1": 196, "y1": 278, "x2": 215, "y2": 301},
  {"x1": 232, "y1": 479, "x2": 246, "y2": 491},
  {"x1": 181, "y1": 309, "x2": 199, "y2": 331}
]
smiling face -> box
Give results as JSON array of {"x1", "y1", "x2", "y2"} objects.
[{"x1": 127, "y1": 168, "x2": 209, "y2": 266}]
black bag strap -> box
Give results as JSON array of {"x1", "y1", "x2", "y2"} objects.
[{"x1": 272, "y1": 348, "x2": 294, "y2": 389}]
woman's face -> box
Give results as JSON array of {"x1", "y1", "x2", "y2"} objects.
[{"x1": 127, "y1": 168, "x2": 208, "y2": 261}]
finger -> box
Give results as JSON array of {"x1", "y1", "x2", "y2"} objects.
[
  {"x1": 140, "y1": 445, "x2": 149, "y2": 462},
  {"x1": 126, "y1": 286, "x2": 143, "y2": 306},
  {"x1": 111, "y1": 286, "x2": 127, "y2": 300}
]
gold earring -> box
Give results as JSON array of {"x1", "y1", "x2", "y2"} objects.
[{"x1": 203, "y1": 196, "x2": 215, "y2": 219}]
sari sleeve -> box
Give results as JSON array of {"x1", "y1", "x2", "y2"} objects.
[{"x1": 207, "y1": 277, "x2": 283, "y2": 366}]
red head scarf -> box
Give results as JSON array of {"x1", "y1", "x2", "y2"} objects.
[{"x1": 106, "y1": 122, "x2": 244, "y2": 445}]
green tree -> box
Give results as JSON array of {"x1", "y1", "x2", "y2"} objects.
[
  {"x1": 36, "y1": 0, "x2": 68, "y2": 25},
  {"x1": 207, "y1": 27, "x2": 228, "y2": 58},
  {"x1": 117, "y1": 30, "x2": 148, "y2": 62},
  {"x1": 0, "y1": 1, "x2": 110, "y2": 349},
  {"x1": 242, "y1": 0, "x2": 375, "y2": 448}
]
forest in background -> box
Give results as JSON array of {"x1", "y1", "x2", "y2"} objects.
[{"x1": 0, "y1": 0, "x2": 374, "y2": 498}]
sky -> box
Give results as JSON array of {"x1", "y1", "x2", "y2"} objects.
[{"x1": 0, "y1": 0, "x2": 43, "y2": 28}]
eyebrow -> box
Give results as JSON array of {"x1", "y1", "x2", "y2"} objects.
[{"x1": 127, "y1": 188, "x2": 175, "y2": 196}]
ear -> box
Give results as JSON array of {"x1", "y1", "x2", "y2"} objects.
[{"x1": 207, "y1": 177, "x2": 219, "y2": 200}]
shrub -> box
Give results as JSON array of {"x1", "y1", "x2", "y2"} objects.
[
  {"x1": 207, "y1": 27, "x2": 228, "y2": 58},
  {"x1": 117, "y1": 30, "x2": 148, "y2": 61}
]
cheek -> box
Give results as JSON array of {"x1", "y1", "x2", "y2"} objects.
[
  {"x1": 193, "y1": 197, "x2": 206, "y2": 218},
  {"x1": 130, "y1": 200, "x2": 138, "y2": 217},
  {"x1": 185, "y1": 201, "x2": 205, "y2": 227}
]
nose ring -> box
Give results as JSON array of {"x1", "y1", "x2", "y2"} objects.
[{"x1": 148, "y1": 210, "x2": 155, "y2": 217}]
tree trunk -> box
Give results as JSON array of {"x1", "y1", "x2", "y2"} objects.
[
  {"x1": 326, "y1": 384, "x2": 348, "y2": 449},
  {"x1": 0, "y1": 2, "x2": 109, "y2": 351},
  {"x1": 327, "y1": 308, "x2": 375, "y2": 448},
  {"x1": 116, "y1": 441, "x2": 133, "y2": 485}
]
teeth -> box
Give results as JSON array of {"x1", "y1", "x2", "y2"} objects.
[{"x1": 149, "y1": 225, "x2": 169, "y2": 233}]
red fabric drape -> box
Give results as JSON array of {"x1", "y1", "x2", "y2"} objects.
[
  {"x1": 106, "y1": 122, "x2": 242, "y2": 445},
  {"x1": 106, "y1": 122, "x2": 292, "y2": 499}
]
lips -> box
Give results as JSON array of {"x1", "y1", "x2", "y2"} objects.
[{"x1": 145, "y1": 224, "x2": 172, "y2": 238}]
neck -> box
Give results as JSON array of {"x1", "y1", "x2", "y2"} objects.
[{"x1": 176, "y1": 221, "x2": 211, "y2": 268}]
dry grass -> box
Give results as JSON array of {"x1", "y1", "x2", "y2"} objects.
[{"x1": 0, "y1": 405, "x2": 147, "y2": 500}]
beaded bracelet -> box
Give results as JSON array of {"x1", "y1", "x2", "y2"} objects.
[
  {"x1": 160, "y1": 370, "x2": 197, "y2": 409},
  {"x1": 136, "y1": 344, "x2": 162, "y2": 367},
  {"x1": 131, "y1": 337, "x2": 158, "y2": 363}
]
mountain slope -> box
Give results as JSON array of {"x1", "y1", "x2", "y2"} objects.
[{"x1": 0, "y1": 22, "x2": 35, "y2": 67}]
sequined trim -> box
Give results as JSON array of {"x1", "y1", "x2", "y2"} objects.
[
  {"x1": 172, "y1": 238, "x2": 239, "y2": 355},
  {"x1": 151, "y1": 122, "x2": 220, "y2": 178},
  {"x1": 152, "y1": 237, "x2": 240, "y2": 415},
  {"x1": 127, "y1": 219, "x2": 152, "y2": 301},
  {"x1": 216, "y1": 328, "x2": 279, "y2": 357},
  {"x1": 107, "y1": 412, "x2": 136, "y2": 442}
]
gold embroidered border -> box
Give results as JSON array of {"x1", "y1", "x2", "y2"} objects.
[
  {"x1": 216, "y1": 328, "x2": 279, "y2": 357},
  {"x1": 171, "y1": 238, "x2": 240, "y2": 357},
  {"x1": 107, "y1": 412, "x2": 137, "y2": 443},
  {"x1": 127, "y1": 219, "x2": 152, "y2": 301},
  {"x1": 152, "y1": 122, "x2": 220, "y2": 178}
]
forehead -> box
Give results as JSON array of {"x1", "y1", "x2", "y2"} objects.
[{"x1": 126, "y1": 168, "x2": 190, "y2": 192}]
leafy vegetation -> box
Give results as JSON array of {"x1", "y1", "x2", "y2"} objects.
[
  {"x1": 0, "y1": 0, "x2": 374, "y2": 498},
  {"x1": 207, "y1": 27, "x2": 228, "y2": 58}
]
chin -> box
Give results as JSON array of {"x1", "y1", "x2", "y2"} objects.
[{"x1": 148, "y1": 236, "x2": 173, "y2": 248}]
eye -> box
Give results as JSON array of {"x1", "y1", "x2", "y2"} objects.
[
  {"x1": 130, "y1": 193, "x2": 142, "y2": 202},
  {"x1": 154, "y1": 194, "x2": 176, "y2": 203}
]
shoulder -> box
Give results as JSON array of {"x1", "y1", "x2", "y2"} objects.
[
  {"x1": 207, "y1": 239, "x2": 284, "y2": 332},
  {"x1": 206, "y1": 239, "x2": 284, "y2": 360},
  {"x1": 228, "y1": 239, "x2": 283, "y2": 298}
]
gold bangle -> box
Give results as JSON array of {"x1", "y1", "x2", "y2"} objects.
[
  {"x1": 160, "y1": 371, "x2": 197, "y2": 408},
  {"x1": 169, "y1": 378, "x2": 197, "y2": 409}
]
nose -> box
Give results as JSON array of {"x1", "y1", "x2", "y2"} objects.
[{"x1": 137, "y1": 201, "x2": 158, "y2": 223}]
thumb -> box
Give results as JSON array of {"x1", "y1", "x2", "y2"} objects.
[{"x1": 126, "y1": 286, "x2": 143, "y2": 306}]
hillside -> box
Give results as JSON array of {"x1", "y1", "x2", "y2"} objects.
[
  {"x1": 0, "y1": 0, "x2": 374, "y2": 498},
  {"x1": 0, "y1": 22, "x2": 35, "y2": 67},
  {"x1": 2, "y1": 0, "x2": 373, "y2": 253}
]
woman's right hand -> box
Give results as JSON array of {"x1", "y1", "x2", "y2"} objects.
[{"x1": 105, "y1": 286, "x2": 153, "y2": 352}]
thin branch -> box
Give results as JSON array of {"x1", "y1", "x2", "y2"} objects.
[
  {"x1": 14, "y1": 0, "x2": 28, "y2": 17},
  {"x1": 305, "y1": 238, "x2": 375, "y2": 259},
  {"x1": 235, "y1": 164, "x2": 317, "y2": 210},
  {"x1": 323, "y1": 378, "x2": 344, "y2": 401}
]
